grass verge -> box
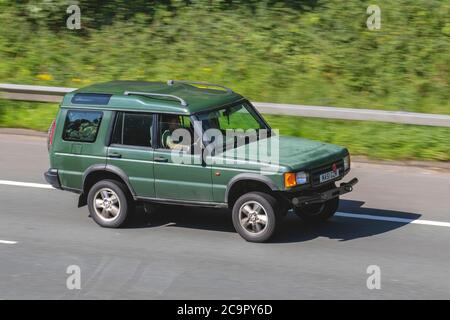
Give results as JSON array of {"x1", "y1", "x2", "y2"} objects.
[
  {"x1": 0, "y1": 100, "x2": 449, "y2": 161},
  {"x1": 266, "y1": 115, "x2": 450, "y2": 162}
]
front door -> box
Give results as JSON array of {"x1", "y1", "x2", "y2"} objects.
[
  {"x1": 153, "y1": 114, "x2": 213, "y2": 202},
  {"x1": 107, "y1": 111, "x2": 155, "y2": 197}
]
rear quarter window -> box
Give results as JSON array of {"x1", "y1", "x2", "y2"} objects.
[{"x1": 62, "y1": 110, "x2": 103, "y2": 143}]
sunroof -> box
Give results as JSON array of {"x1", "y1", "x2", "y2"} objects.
[{"x1": 71, "y1": 93, "x2": 112, "y2": 105}]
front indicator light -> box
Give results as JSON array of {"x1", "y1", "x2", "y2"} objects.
[{"x1": 284, "y1": 172, "x2": 297, "y2": 188}]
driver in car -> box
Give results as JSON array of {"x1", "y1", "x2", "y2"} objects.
[{"x1": 161, "y1": 115, "x2": 192, "y2": 152}]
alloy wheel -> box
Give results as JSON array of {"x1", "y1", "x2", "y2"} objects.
[
  {"x1": 93, "y1": 188, "x2": 121, "y2": 221},
  {"x1": 239, "y1": 200, "x2": 268, "y2": 234}
]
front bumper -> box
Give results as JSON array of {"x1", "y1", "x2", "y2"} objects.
[
  {"x1": 44, "y1": 169, "x2": 61, "y2": 189},
  {"x1": 291, "y1": 178, "x2": 358, "y2": 207}
]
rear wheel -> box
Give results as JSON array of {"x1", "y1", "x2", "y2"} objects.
[
  {"x1": 294, "y1": 197, "x2": 339, "y2": 223},
  {"x1": 232, "y1": 192, "x2": 279, "y2": 242},
  {"x1": 87, "y1": 179, "x2": 134, "y2": 228}
]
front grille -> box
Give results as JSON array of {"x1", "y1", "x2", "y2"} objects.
[{"x1": 310, "y1": 159, "x2": 344, "y2": 186}]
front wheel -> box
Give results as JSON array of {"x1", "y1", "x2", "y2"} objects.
[
  {"x1": 232, "y1": 192, "x2": 279, "y2": 243},
  {"x1": 294, "y1": 197, "x2": 339, "y2": 223}
]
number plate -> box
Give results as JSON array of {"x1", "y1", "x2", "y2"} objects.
[{"x1": 319, "y1": 169, "x2": 340, "y2": 183}]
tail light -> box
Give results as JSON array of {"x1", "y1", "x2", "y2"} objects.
[{"x1": 47, "y1": 119, "x2": 56, "y2": 151}]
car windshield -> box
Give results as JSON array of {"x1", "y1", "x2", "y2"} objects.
[
  {"x1": 195, "y1": 102, "x2": 271, "y2": 151},
  {"x1": 197, "y1": 102, "x2": 267, "y2": 131}
]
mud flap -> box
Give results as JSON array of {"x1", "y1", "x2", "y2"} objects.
[{"x1": 78, "y1": 193, "x2": 87, "y2": 207}]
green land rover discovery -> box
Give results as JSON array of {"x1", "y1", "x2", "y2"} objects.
[{"x1": 44, "y1": 80, "x2": 358, "y2": 242}]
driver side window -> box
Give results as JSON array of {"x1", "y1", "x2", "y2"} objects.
[{"x1": 158, "y1": 114, "x2": 195, "y2": 152}]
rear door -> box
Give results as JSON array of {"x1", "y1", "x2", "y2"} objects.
[
  {"x1": 106, "y1": 111, "x2": 155, "y2": 197},
  {"x1": 152, "y1": 114, "x2": 213, "y2": 202}
]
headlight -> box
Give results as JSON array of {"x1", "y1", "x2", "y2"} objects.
[
  {"x1": 296, "y1": 171, "x2": 309, "y2": 185},
  {"x1": 284, "y1": 171, "x2": 309, "y2": 188},
  {"x1": 343, "y1": 155, "x2": 351, "y2": 171}
]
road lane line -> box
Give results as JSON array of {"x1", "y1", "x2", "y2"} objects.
[
  {"x1": 336, "y1": 212, "x2": 450, "y2": 228},
  {"x1": 1, "y1": 179, "x2": 449, "y2": 228},
  {"x1": 0, "y1": 180, "x2": 54, "y2": 189},
  {"x1": 0, "y1": 240, "x2": 17, "y2": 244}
]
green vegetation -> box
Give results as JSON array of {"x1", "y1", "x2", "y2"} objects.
[
  {"x1": 0, "y1": 0, "x2": 449, "y2": 114},
  {"x1": 0, "y1": 1, "x2": 449, "y2": 161},
  {"x1": 266, "y1": 115, "x2": 450, "y2": 161},
  {"x1": 0, "y1": 101, "x2": 59, "y2": 131},
  {"x1": 1, "y1": 100, "x2": 448, "y2": 161}
]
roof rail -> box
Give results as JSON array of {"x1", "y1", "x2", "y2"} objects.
[
  {"x1": 124, "y1": 91, "x2": 188, "y2": 107},
  {"x1": 167, "y1": 80, "x2": 233, "y2": 94}
]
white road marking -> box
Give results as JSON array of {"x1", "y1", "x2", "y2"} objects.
[
  {"x1": 0, "y1": 179, "x2": 54, "y2": 189},
  {"x1": 336, "y1": 212, "x2": 450, "y2": 228},
  {"x1": 0, "y1": 240, "x2": 17, "y2": 244},
  {"x1": 1, "y1": 179, "x2": 449, "y2": 228}
]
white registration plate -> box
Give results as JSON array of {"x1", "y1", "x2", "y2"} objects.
[{"x1": 319, "y1": 170, "x2": 340, "y2": 183}]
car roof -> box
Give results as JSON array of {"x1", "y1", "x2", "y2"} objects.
[{"x1": 61, "y1": 80, "x2": 245, "y2": 115}]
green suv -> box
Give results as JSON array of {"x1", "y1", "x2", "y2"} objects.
[{"x1": 44, "y1": 80, "x2": 358, "y2": 242}]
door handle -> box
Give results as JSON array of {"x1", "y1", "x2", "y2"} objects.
[
  {"x1": 154, "y1": 156, "x2": 168, "y2": 162},
  {"x1": 108, "y1": 153, "x2": 122, "y2": 158}
]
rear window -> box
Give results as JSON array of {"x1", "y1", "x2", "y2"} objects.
[
  {"x1": 71, "y1": 93, "x2": 111, "y2": 105},
  {"x1": 62, "y1": 110, "x2": 103, "y2": 142}
]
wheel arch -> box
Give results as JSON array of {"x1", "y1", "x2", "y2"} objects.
[
  {"x1": 78, "y1": 165, "x2": 136, "y2": 207},
  {"x1": 225, "y1": 173, "x2": 279, "y2": 208}
]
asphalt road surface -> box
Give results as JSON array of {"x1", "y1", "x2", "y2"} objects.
[{"x1": 0, "y1": 133, "x2": 449, "y2": 299}]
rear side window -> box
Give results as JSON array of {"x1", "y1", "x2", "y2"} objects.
[
  {"x1": 63, "y1": 110, "x2": 103, "y2": 142},
  {"x1": 111, "y1": 112, "x2": 153, "y2": 147}
]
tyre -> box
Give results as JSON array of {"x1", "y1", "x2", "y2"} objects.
[
  {"x1": 232, "y1": 192, "x2": 279, "y2": 243},
  {"x1": 294, "y1": 197, "x2": 339, "y2": 223},
  {"x1": 87, "y1": 179, "x2": 134, "y2": 228}
]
